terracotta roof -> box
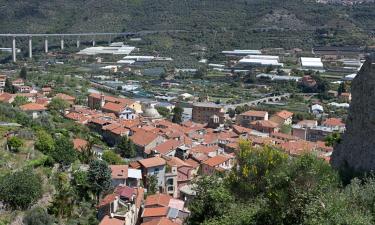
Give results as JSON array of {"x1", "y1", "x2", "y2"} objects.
[
  {"x1": 191, "y1": 145, "x2": 219, "y2": 154},
  {"x1": 98, "y1": 193, "x2": 117, "y2": 208},
  {"x1": 166, "y1": 157, "x2": 192, "y2": 168},
  {"x1": 115, "y1": 185, "x2": 134, "y2": 199},
  {"x1": 280, "y1": 140, "x2": 316, "y2": 156},
  {"x1": 203, "y1": 155, "x2": 230, "y2": 167},
  {"x1": 102, "y1": 102, "x2": 126, "y2": 113},
  {"x1": 142, "y1": 207, "x2": 169, "y2": 218},
  {"x1": 250, "y1": 120, "x2": 279, "y2": 128},
  {"x1": 99, "y1": 215, "x2": 124, "y2": 225},
  {"x1": 110, "y1": 165, "x2": 128, "y2": 179},
  {"x1": 154, "y1": 140, "x2": 182, "y2": 155},
  {"x1": 130, "y1": 129, "x2": 159, "y2": 147},
  {"x1": 145, "y1": 193, "x2": 172, "y2": 207},
  {"x1": 55, "y1": 93, "x2": 75, "y2": 101},
  {"x1": 141, "y1": 217, "x2": 179, "y2": 225},
  {"x1": 19, "y1": 103, "x2": 46, "y2": 111},
  {"x1": 274, "y1": 110, "x2": 293, "y2": 119},
  {"x1": 322, "y1": 118, "x2": 345, "y2": 127},
  {"x1": 73, "y1": 138, "x2": 88, "y2": 151},
  {"x1": 184, "y1": 158, "x2": 200, "y2": 169},
  {"x1": 129, "y1": 161, "x2": 141, "y2": 169},
  {"x1": 241, "y1": 110, "x2": 268, "y2": 117},
  {"x1": 89, "y1": 93, "x2": 134, "y2": 105},
  {"x1": 270, "y1": 132, "x2": 299, "y2": 141},
  {"x1": 138, "y1": 157, "x2": 166, "y2": 168},
  {"x1": 0, "y1": 93, "x2": 14, "y2": 103}
]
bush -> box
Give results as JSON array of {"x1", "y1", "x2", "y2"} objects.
[{"x1": 23, "y1": 207, "x2": 54, "y2": 225}]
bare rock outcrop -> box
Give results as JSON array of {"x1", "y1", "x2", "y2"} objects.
[{"x1": 331, "y1": 54, "x2": 375, "y2": 172}]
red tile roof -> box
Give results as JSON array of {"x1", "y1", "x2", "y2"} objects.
[
  {"x1": 19, "y1": 103, "x2": 46, "y2": 111},
  {"x1": 322, "y1": 118, "x2": 345, "y2": 127},
  {"x1": 55, "y1": 93, "x2": 75, "y2": 101},
  {"x1": 250, "y1": 120, "x2": 279, "y2": 128},
  {"x1": 138, "y1": 157, "x2": 166, "y2": 168},
  {"x1": 142, "y1": 207, "x2": 169, "y2": 218},
  {"x1": 280, "y1": 140, "x2": 316, "y2": 156},
  {"x1": 102, "y1": 102, "x2": 126, "y2": 113},
  {"x1": 115, "y1": 186, "x2": 134, "y2": 199},
  {"x1": 141, "y1": 217, "x2": 179, "y2": 225},
  {"x1": 99, "y1": 215, "x2": 124, "y2": 225},
  {"x1": 153, "y1": 140, "x2": 182, "y2": 155},
  {"x1": 274, "y1": 110, "x2": 293, "y2": 119},
  {"x1": 98, "y1": 193, "x2": 117, "y2": 208},
  {"x1": 203, "y1": 155, "x2": 231, "y2": 167},
  {"x1": 130, "y1": 129, "x2": 159, "y2": 147},
  {"x1": 241, "y1": 110, "x2": 268, "y2": 117},
  {"x1": 110, "y1": 165, "x2": 128, "y2": 179},
  {"x1": 145, "y1": 193, "x2": 172, "y2": 207}
]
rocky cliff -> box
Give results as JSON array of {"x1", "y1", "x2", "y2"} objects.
[{"x1": 331, "y1": 54, "x2": 375, "y2": 172}]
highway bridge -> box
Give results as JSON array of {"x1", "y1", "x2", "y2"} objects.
[{"x1": 1, "y1": 30, "x2": 185, "y2": 62}]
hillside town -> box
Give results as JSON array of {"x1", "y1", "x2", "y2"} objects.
[{"x1": 0, "y1": 43, "x2": 356, "y2": 224}]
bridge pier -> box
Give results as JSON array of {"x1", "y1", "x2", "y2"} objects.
[
  {"x1": 76, "y1": 39, "x2": 80, "y2": 48},
  {"x1": 60, "y1": 38, "x2": 64, "y2": 50},
  {"x1": 44, "y1": 38, "x2": 48, "y2": 53},
  {"x1": 28, "y1": 37, "x2": 32, "y2": 59},
  {"x1": 92, "y1": 39, "x2": 96, "y2": 47},
  {"x1": 12, "y1": 37, "x2": 16, "y2": 62}
]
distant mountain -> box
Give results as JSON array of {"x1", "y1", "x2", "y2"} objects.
[{"x1": 0, "y1": 0, "x2": 373, "y2": 63}]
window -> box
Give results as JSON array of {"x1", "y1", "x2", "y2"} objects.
[{"x1": 154, "y1": 168, "x2": 159, "y2": 175}]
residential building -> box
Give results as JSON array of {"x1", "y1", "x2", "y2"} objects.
[
  {"x1": 130, "y1": 129, "x2": 164, "y2": 155},
  {"x1": 19, "y1": 103, "x2": 47, "y2": 119},
  {"x1": 270, "y1": 110, "x2": 293, "y2": 126},
  {"x1": 322, "y1": 118, "x2": 346, "y2": 132},
  {"x1": 138, "y1": 157, "x2": 166, "y2": 191},
  {"x1": 12, "y1": 78, "x2": 24, "y2": 87},
  {"x1": 192, "y1": 102, "x2": 225, "y2": 124},
  {"x1": 250, "y1": 120, "x2": 279, "y2": 134},
  {"x1": 236, "y1": 110, "x2": 268, "y2": 128},
  {"x1": 201, "y1": 154, "x2": 234, "y2": 175},
  {"x1": 54, "y1": 93, "x2": 76, "y2": 105},
  {"x1": 109, "y1": 165, "x2": 142, "y2": 187},
  {"x1": 88, "y1": 93, "x2": 142, "y2": 113}
]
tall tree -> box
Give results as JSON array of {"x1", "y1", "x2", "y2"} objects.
[
  {"x1": 115, "y1": 136, "x2": 136, "y2": 158},
  {"x1": 52, "y1": 136, "x2": 77, "y2": 166},
  {"x1": 172, "y1": 106, "x2": 183, "y2": 124},
  {"x1": 4, "y1": 78, "x2": 15, "y2": 93},
  {"x1": 20, "y1": 67, "x2": 27, "y2": 80},
  {"x1": 102, "y1": 150, "x2": 124, "y2": 165},
  {"x1": 87, "y1": 160, "x2": 111, "y2": 202}
]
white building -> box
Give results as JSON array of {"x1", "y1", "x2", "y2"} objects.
[
  {"x1": 222, "y1": 49, "x2": 262, "y2": 56},
  {"x1": 301, "y1": 57, "x2": 324, "y2": 72}
]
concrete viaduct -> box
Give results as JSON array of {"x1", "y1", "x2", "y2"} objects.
[
  {"x1": 224, "y1": 93, "x2": 291, "y2": 110},
  {"x1": 0, "y1": 30, "x2": 185, "y2": 62}
]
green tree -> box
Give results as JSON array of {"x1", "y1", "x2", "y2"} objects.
[
  {"x1": 12, "y1": 95, "x2": 29, "y2": 107},
  {"x1": 280, "y1": 124, "x2": 292, "y2": 134},
  {"x1": 227, "y1": 108, "x2": 236, "y2": 118},
  {"x1": 20, "y1": 67, "x2": 27, "y2": 80},
  {"x1": 71, "y1": 170, "x2": 91, "y2": 201},
  {"x1": 187, "y1": 176, "x2": 234, "y2": 225},
  {"x1": 115, "y1": 136, "x2": 136, "y2": 158},
  {"x1": 52, "y1": 136, "x2": 77, "y2": 166},
  {"x1": 156, "y1": 106, "x2": 170, "y2": 118},
  {"x1": 35, "y1": 130, "x2": 55, "y2": 155},
  {"x1": 0, "y1": 169, "x2": 42, "y2": 209},
  {"x1": 49, "y1": 172, "x2": 75, "y2": 219},
  {"x1": 7, "y1": 136, "x2": 24, "y2": 152},
  {"x1": 4, "y1": 78, "x2": 15, "y2": 93},
  {"x1": 194, "y1": 66, "x2": 207, "y2": 79},
  {"x1": 172, "y1": 106, "x2": 183, "y2": 124},
  {"x1": 325, "y1": 132, "x2": 341, "y2": 147},
  {"x1": 146, "y1": 174, "x2": 158, "y2": 195},
  {"x1": 102, "y1": 150, "x2": 124, "y2": 165},
  {"x1": 48, "y1": 98, "x2": 69, "y2": 112},
  {"x1": 87, "y1": 160, "x2": 111, "y2": 202},
  {"x1": 23, "y1": 207, "x2": 54, "y2": 225}
]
